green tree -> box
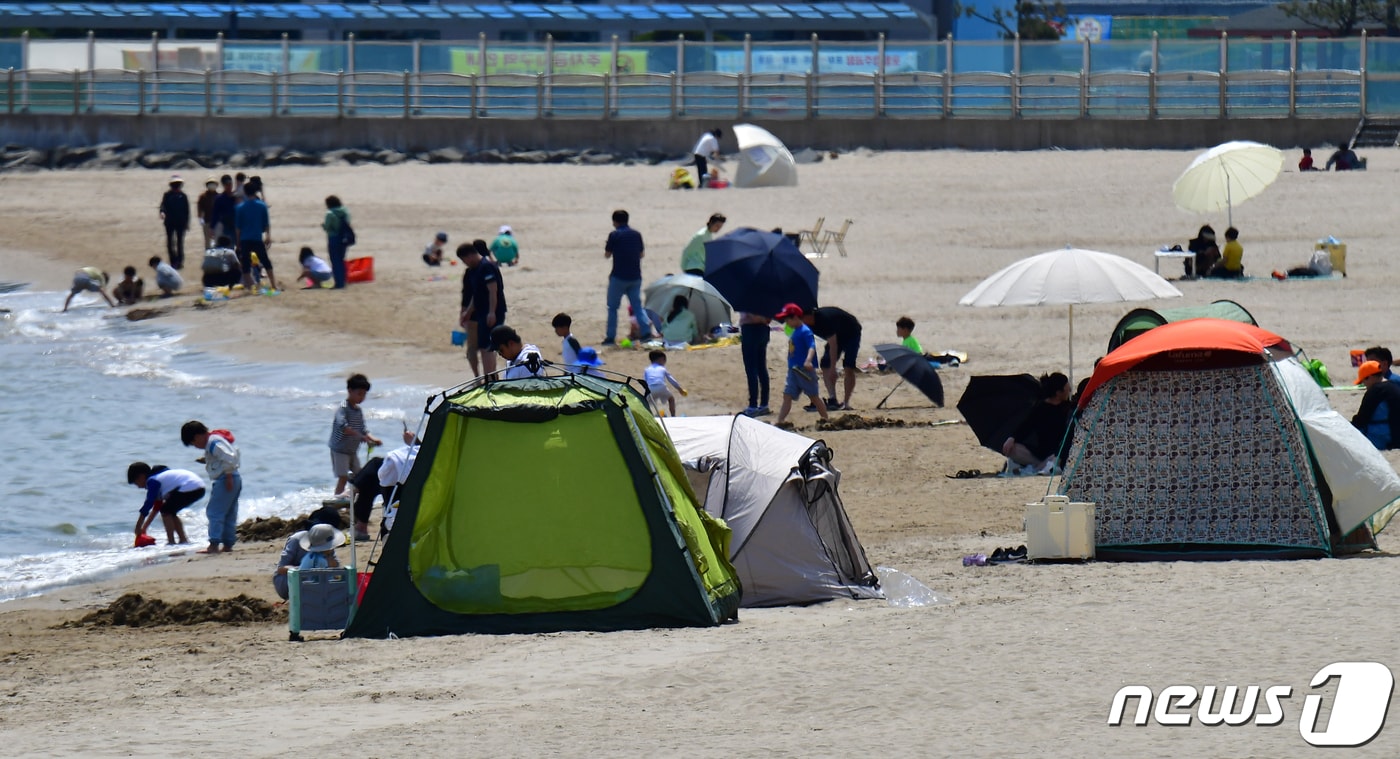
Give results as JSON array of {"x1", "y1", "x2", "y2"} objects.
[
  {"x1": 1280, "y1": 0, "x2": 1387, "y2": 36},
  {"x1": 958, "y1": 1, "x2": 1072, "y2": 40}
]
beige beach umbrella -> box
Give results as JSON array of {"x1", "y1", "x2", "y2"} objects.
[
  {"x1": 1172, "y1": 140, "x2": 1283, "y2": 228},
  {"x1": 958, "y1": 246, "x2": 1183, "y2": 383}
]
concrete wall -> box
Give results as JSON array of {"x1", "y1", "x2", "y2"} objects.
[{"x1": 0, "y1": 114, "x2": 1359, "y2": 153}]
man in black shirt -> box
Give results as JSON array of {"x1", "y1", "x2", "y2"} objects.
[
  {"x1": 458, "y1": 241, "x2": 507, "y2": 377},
  {"x1": 803, "y1": 306, "x2": 862, "y2": 410},
  {"x1": 1003, "y1": 373, "x2": 1073, "y2": 473}
]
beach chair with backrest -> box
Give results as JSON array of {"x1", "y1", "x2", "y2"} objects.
[
  {"x1": 287, "y1": 565, "x2": 356, "y2": 641},
  {"x1": 821, "y1": 219, "x2": 853, "y2": 257},
  {"x1": 798, "y1": 217, "x2": 826, "y2": 256}
]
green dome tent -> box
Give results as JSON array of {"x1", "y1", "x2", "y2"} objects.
[
  {"x1": 1106, "y1": 299, "x2": 1256, "y2": 353},
  {"x1": 344, "y1": 373, "x2": 741, "y2": 638}
]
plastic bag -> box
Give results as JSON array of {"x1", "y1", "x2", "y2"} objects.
[{"x1": 876, "y1": 566, "x2": 952, "y2": 608}]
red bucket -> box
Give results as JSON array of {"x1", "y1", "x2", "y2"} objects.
[{"x1": 346, "y1": 257, "x2": 374, "y2": 284}]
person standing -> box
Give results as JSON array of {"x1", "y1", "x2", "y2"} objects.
[
  {"x1": 739, "y1": 311, "x2": 772, "y2": 417},
  {"x1": 159, "y1": 175, "x2": 190, "y2": 270},
  {"x1": 804, "y1": 306, "x2": 863, "y2": 411},
  {"x1": 195, "y1": 176, "x2": 220, "y2": 250},
  {"x1": 603, "y1": 209, "x2": 653, "y2": 345},
  {"x1": 680, "y1": 213, "x2": 725, "y2": 276},
  {"x1": 328, "y1": 373, "x2": 383, "y2": 502},
  {"x1": 210, "y1": 174, "x2": 238, "y2": 244},
  {"x1": 180, "y1": 420, "x2": 242, "y2": 554},
  {"x1": 773, "y1": 304, "x2": 828, "y2": 426},
  {"x1": 692, "y1": 128, "x2": 722, "y2": 188},
  {"x1": 459, "y1": 241, "x2": 507, "y2": 377},
  {"x1": 322, "y1": 195, "x2": 353, "y2": 289},
  {"x1": 235, "y1": 187, "x2": 277, "y2": 291}
]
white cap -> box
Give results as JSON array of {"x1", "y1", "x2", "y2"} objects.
[{"x1": 499, "y1": 225, "x2": 513, "y2": 235}]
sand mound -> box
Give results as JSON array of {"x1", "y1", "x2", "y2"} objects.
[
  {"x1": 236, "y1": 515, "x2": 300, "y2": 542},
  {"x1": 63, "y1": 593, "x2": 282, "y2": 628}
]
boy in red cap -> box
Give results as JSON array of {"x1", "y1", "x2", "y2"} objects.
[{"x1": 774, "y1": 303, "x2": 828, "y2": 426}]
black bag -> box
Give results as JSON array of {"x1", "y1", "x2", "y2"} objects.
[{"x1": 335, "y1": 209, "x2": 356, "y2": 247}]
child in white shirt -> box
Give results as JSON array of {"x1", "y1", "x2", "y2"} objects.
[{"x1": 644, "y1": 350, "x2": 687, "y2": 416}]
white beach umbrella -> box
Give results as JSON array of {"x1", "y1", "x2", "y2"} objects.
[
  {"x1": 1172, "y1": 140, "x2": 1283, "y2": 227},
  {"x1": 958, "y1": 247, "x2": 1183, "y2": 382}
]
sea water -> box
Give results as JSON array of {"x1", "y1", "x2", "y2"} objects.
[{"x1": 0, "y1": 284, "x2": 433, "y2": 602}]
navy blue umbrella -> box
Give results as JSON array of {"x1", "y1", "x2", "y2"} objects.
[{"x1": 703, "y1": 227, "x2": 819, "y2": 317}]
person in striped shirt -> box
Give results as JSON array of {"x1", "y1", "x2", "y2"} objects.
[{"x1": 328, "y1": 373, "x2": 382, "y2": 503}]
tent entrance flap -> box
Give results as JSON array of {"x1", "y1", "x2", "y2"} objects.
[{"x1": 410, "y1": 413, "x2": 652, "y2": 615}]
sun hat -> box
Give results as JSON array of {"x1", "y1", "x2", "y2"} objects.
[
  {"x1": 1356, "y1": 360, "x2": 1384, "y2": 385},
  {"x1": 577, "y1": 346, "x2": 605, "y2": 367},
  {"x1": 299, "y1": 523, "x2": 344, "y2": 553},
  {"x1": 169, "y1": 174, "x2": 184, "y2": 185},
  {"x1": 499, "y1": 225, "x2": 513, "y2": 235},
  {"x1": 204, "y1": 175, "x2": 218, "y2": 186},
  {"x1": 774, "y1": 303, "x2": 804, "y2": 320},
  {"x1": 435, "y1": 231, "x2": 448, "y2": 242}
]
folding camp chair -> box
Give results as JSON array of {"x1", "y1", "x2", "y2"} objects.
[
  {"x1": 820, "y1": 219, "x2": 853, "y2": 257},
  {"x1": 287, "y1": 566, "x2": 357, "y2": 641},
  {"x1": 798, "y1": 217, "x2": 826, "y2": 256}
]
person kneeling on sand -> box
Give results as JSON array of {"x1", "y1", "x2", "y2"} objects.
[
  {"x1": 1002, "y1": 372, "x2": 1073, "y2": 475},
  {"x1": 273, "y1": 510, "x2": 345, "y2": 600}
]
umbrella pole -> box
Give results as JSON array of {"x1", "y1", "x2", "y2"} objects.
[
  {"x1": 1068, "y1": 304, "x2": 1074, "y2": 386},
  {"x1": 877, "y1": 378, "x2": 905, "y2": 409}
]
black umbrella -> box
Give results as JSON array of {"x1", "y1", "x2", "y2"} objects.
[
  {"x1": 703, "y1": 227, "x2": 819, "y2": 317},
  {"x1": 956, "y1": 374, "x2": 1042, "y2": 452},
  {"x1": 873, "y1": 344, "x2": 944, "y2": 408}
]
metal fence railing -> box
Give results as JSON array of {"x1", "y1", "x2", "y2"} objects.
[{"x1": 2, "y1": 30, "x2": 1395, "y2": 119}]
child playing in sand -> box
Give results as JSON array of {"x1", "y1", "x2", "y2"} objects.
[
  {"x1": 1207, "y1": 227, "x2": 1244, "y2": 279},
  {"x1": 896, "y1": 316, "x2": 923, "y2": 354},
  {"x1": 774, "y1": 303, "x2": 829, "y2": 426},
  {"x1": 297, "y1": 246, "x2": 333, "y2": 289},
  {"x1": 491, "y1": 225, "x2": 520, "y2": 267},
  {"x1": 181, "y1": 420, "x2": 242, "y2": 554},
  {"x1": 644, "y1": 349, "x2": 687, "y2": 416},
  {"x1": 328, "y1": 373, "x2": 382, "y2": 503},
  {"x1": 423, "y1": 232, "x2": 448, "y2": 266},
  {"x1": 149, "y1": 256, "x2": 184, "y2": 296},
  {"x1": 553, "y1": 312, "x2": 583, "y2": 371},
  {"x1": 297, "y1": 523, "x2": 344, "y2": 570},
  {"x1": 62, "y1": 267, "x2": 116, "y2": 312},
  {"x1": 113, "y1": 266, "x2": 144, "y2": 306},
  {"x1": 127, "y1": 462, "x2": 205, "y2": 545},
  {"x1": 576, "y1": 346, "x2": 606, "y2": 378}
]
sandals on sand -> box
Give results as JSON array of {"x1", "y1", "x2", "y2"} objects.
[{"x1": 946, "y1": 469, "x2": 982, "y2": 479}]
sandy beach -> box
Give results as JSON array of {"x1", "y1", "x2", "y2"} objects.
[{"x1": 5, "y1": 149, "x2": 1400, "y2": 756}]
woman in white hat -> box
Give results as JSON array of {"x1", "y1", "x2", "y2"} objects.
[{"x1": 272, "y1": 512, "x2": 343, "y2": 599}]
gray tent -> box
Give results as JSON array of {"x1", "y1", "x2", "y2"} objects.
[{"x1": 665, "y1": 415, "x2": 882, "y2": 607}]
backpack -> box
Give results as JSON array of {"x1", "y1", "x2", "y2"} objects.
[{"x1": 334, "y1": 209, "x2": 356, "y2": 247}]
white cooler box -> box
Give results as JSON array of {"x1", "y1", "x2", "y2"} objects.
[{"x1": 1024, "y1": 495, "x2": 1096, "y2": 561}]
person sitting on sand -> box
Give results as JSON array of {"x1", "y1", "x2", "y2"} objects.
[
  {"x1": 1205, "y1": 226, "x2": 1244, "y2": 279},
  {"x1": 1185, "y1": 225, "x2": 1219, "y2": 279},
  {"x1": 423, "y1": 231, "x2": 448, "y2": 266},
  {"x1": 1299, "y1": 148, "x2": 1317, "y2": 172},
  {"x1": 127, "y1": 462, "x2": 205, "y2": 545},
  {"x1": 62, "y1": 267, "x2": 116, "y2": 312},
  {"x1": 661, "y1": 295, "x2": 701, "y2": 346},
  {"x1": 896, "y1": 316, "x2": 923, "y2": 355},
  {"x1": 113, "y1": 266, "x2": 144, "y2": 306},
  {"x1": 1002, "y1": 372, "x2": 1073, "y2": 475},
  {"x1": 1352, "y1": 360, "x2": 1400, "y2": 450},
  {"x1": 493, "y1": 325, "x2": 545, "y2": 380},
  {"x1": 1326, "y1": 142, "x2": 1361, "y2": 171},
  {"x1": 272, "y1": 508, "x2": 344, "y2": 600}
]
